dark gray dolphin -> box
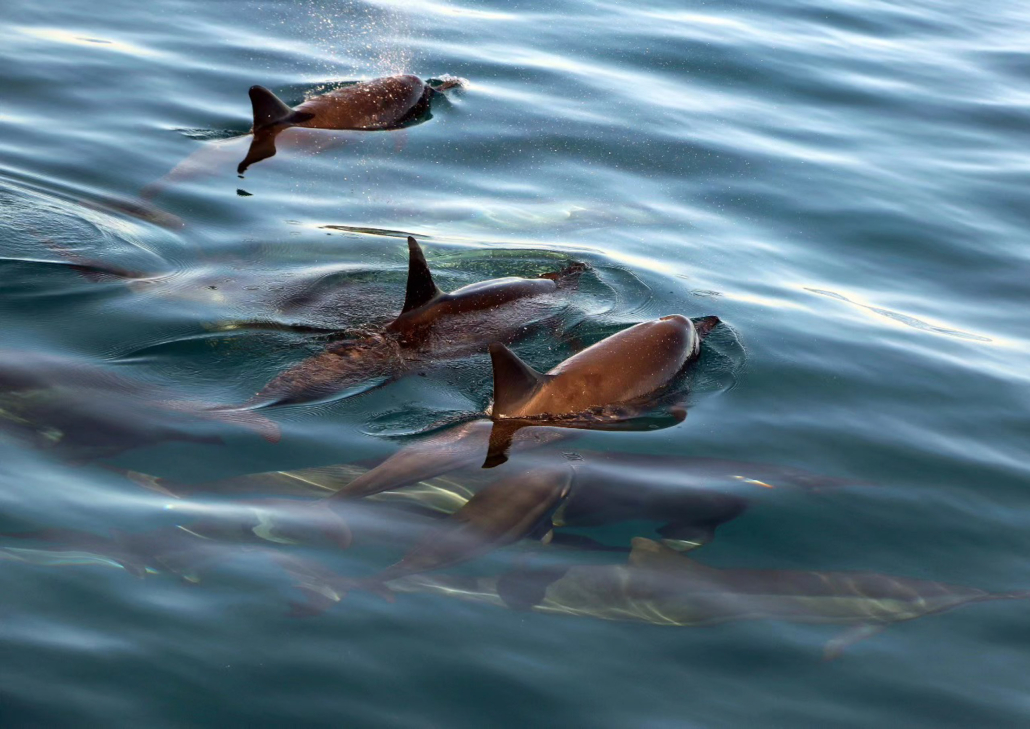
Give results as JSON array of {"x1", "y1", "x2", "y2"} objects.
[
  {"x1": 239, "y1": 75, "x2": 462, "y2": 173},
  {"x1": 0, "y1": 352, "x2": 279, "y2": 461},
  {"x1": 248, "y1": 237, "x2": 584, "y2": 407},
  {"x1": 0, "y1": 497, "x2": 350, "y2": 582},
  {"x1": 0, "y1": 524, "x2": 249, "y2": 582},
  {"x1": 386, "y1": 538, "x2": 1030, "y2": 658}
]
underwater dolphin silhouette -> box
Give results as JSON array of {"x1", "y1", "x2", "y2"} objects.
[
  {"x1": 286, "y1": 466, "x2": 573, "y2": 611},
  {"x1": 382, "y1": 538, "x2": 1030, "y2": 658},
  {"x1": 248, "y1": 237, "x2": 584, "y2": 407},
  {"x1": 0, "y1": 351, "x2": 279, "y2": 461},
  {"x1": 328, "y1": 420, "x2": 570, "y2": 501},
  {"x1": 0, "y1": 498, "x2": 350, "y2": 582},
  {"x1": 238, "y1": 75, "x2": 462, "y2": 173}
]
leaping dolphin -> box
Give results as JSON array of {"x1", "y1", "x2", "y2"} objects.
[
  {"x1": 238, "y1": 75, "x2": 463, "y2": 173},
  {"x1": 247, "y1": 237, "x2": 584, "y2": 407}
]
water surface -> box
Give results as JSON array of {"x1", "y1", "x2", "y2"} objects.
[{"x1": 2, "y1": 0, "x2": 1030, "y2": 726}]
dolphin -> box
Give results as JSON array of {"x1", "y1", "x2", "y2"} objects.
[
  {"x1": 0, "y1": 524, "x2": 248, "y2": 582},
  {"x1": 382, "y1": 538, "x2": 1030, "y2": 658},
  {"x1": 480, "y1": 313, "x2": 720, "y2": 465},
  {"x1": 325, "y1": 420, "x2": 572, "y2": 501},
  {"x1": 489, "y1": 314, "x2": 719, "y2": 421},
  {"x1": 285, "y1": 466, "x2": 573, "y2": 612},
  {"x1": 0, "y1": 527, "x2": 152, "y2": 577},
  {"x1": 248, "y1": 237, "x2": 584, "y2": 407},
  {"x1": 28, "y1": 235, "x2": 389, "y2": 337},
  {"x1": 0, "y1": 352, "x2": 279, "y2": 461},
  {"x1": 159, "y1": 498, "x2": 352, "y2": 550},
  {"x1": 0, "y1": 497, "x2": 351, "y2": 582},
  {"x1": 238, "y1": 75, "x2": 463, "y2": 173},
  {"x1": 327, "y1": 314, "x2": 720, "y2": 492}
]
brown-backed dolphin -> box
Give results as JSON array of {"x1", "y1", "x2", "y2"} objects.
[
  {"x1": 481, "y1": 313, "x2": 719, "y2": 465},
  {"x1": 248, "y1": 237, "x2": 584, "y2": 407},
  {"x1": 383, "y1": 538, "x2": 1029, "y2": 658},
  {"x1": 238, "y1": 75, "x2": 462, "y2": 173},
  {"x1": 490, "y1": 314, "x2": 718, "y2": 420}
]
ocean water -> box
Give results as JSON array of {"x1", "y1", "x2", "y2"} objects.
[{"x1": 2, "y1": 0, "x2": 1030, "y2": 726}]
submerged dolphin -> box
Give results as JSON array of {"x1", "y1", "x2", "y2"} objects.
[
  {"x1": 287, "y1": 466, "x2": 573, "y2": 613},
  {"x1": 0, "y1": 524, "x2": 247, "y2": 582},
  {"x1": 0, "y1": 497, "x2": 350, "y2": 582},
  {"x1": 382, "y1": 538, "x2": 1029, "y2": 658},
  {"x1": 238, "y1": 75, "x2": 462, "y2": 173},
  {"x1": 248, "y1": 237, "x2": 584, "y2": 407},
  {"x1": 327, "y1": 420, "x2": 570, "y2": 501},
  {"x1": 0, "y1": 352, "x2": 279, "y2": 461}
]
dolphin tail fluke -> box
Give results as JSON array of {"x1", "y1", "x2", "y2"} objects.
[
  {"x1": 248, "y1": 86, "x2": 315, "y2": 131},
  {"x1": 488, "y1": 343, "x2": 547, "y2": 418},
  {"x1": 692, "y1": 316, "x2": 721, "y2": 340},
  {"x1": 398, "y1": 236, "x2": 442, "y2": 315}
]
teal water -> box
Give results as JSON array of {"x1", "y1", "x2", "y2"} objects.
[{"x1": 2, "y1": 0, "x2": 1030, "y2": 726}]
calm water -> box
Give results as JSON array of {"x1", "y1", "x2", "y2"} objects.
[{"x1": 2, "y1": 0, "x2": 1030, "y2": 725}]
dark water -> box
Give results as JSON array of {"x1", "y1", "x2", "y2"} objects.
[{"x1": 2, "y1": 0, "x2": 1030, "y2": 725}]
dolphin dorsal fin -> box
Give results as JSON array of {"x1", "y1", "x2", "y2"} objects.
[
  {"x1": 489, "y1": 344, "x2": 545, "y2": 417},
  {"x1": 628, "y1": 537, "x2": 713, "y2": 571},
  {"x1": 248, "y1": 86, "x2": 314, "y2": 131},
  {"x1": 400, "y1": 236, "x2": 443, "y2": 314}
]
